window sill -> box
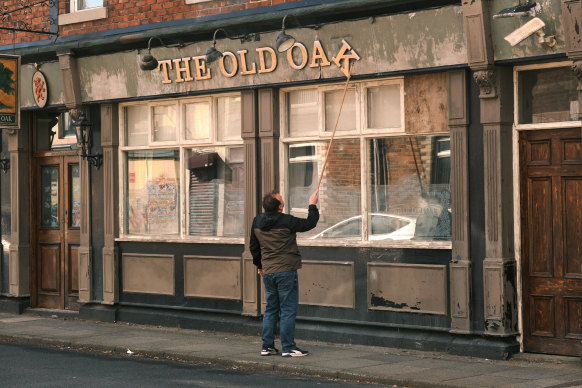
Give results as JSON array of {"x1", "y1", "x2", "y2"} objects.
[
  {"x1": 297, "y1": 239, "x2": 452, "y2": 250},
  {"x1": 116, "y1": 236, "x2": 244, "y2": 245},
  {"x1": 59, "y1": 7, "x2": 107, "y2": 26},
  {"x1": 185, "y1": 0, "x2": 213, "y2": 3}
]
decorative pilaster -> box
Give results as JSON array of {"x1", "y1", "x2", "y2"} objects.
[
  {"x1": 473, "y1": 70, "x2": 497, "y2": 99},
  {"x1": 77, "y1": 142, "x2": 92, "y2": 303},
  {"x1": 479, "y1": 67, "x2": 518, "y2": 336},
  {"x1": 241, "y1": 89, "x2": 260, "y2": 316},
  {"x1": 447, "y1": 70, "x2": 472, "y2": 333},
  {"x1": 8, "y1": 120, "x2": 30, "y2": 297},
  {"x1": 101, "y1": 104, "x2": 119, "y2": 304}
]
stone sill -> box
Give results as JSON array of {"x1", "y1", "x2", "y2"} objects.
[{"x1": 59, "y1": 7, "x2": 108, "y2": 26}]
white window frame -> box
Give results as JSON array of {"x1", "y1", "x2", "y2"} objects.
[
  {"x1": 319, "y1": 84, "x2": 361, "y2": 137},
  {"x1": 118, "y1": 93, "x2": 243, "y2": 243},
  {"x1": 362, "y1": 78, "x2": 405, "y2": 135},
  {"x1": 514, "y1": 61, "x2": 581, "y2": 131},
  {"x1": 150, "y1": 101, "x2": 179, "y2": 146},
  {"x1": 279, "y1": 77, "x2": 450, "y2": 249}
]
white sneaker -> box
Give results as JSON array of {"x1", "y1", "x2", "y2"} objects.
[{"x1": 281, "y1": 347, "x2": 309, "y2": 357}]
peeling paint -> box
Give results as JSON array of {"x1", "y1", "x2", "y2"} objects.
[{"x1": 370, "y1": 293, "x2": 421, "y2": 310}]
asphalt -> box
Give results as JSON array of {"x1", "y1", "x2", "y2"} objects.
[{"x1": 0, "y1": 310, "x2": 580, "y2": 388}]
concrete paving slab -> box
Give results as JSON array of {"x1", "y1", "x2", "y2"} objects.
[{"x1": 444, "y1": 374, "x2": 536, "y2": 388}]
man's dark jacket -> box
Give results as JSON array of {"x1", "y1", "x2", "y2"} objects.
[{"x1": 250, "y1": 205, "x2": 319, "y2": 274}]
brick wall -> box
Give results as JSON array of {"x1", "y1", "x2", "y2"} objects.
[{"x1": 0, "y1": 0, "x2": 303, "y2": 46}]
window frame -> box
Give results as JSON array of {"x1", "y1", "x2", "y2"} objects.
[
  {"x1": 513, "y1": 61, "x2": 582, "y2": 131},
  {"x1": 279, "y1": 77, "x2": 451, "y2": 249},
  {"x1": 118, "y1": 93, "x2": 244, "y2": 243}
]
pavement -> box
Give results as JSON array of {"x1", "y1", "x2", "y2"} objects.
[{"x1": 0, "y1": 310, "x2": 580, "y2": 388}]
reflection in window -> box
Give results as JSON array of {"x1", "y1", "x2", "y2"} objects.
[
  {"x1": 294, "y1": 139, "x2": 361, "y2": 239},
  {"x1": 126, "y1": 150, "x2": 180, "y2": 235},
  {"x1": 70, "y1": 165, "x2": 81, "y2": 228},
  {"x1": 518, "y1": 66, "x2": 578, "y2": 124},
  {"x1": 188, "y1": 147, "x2": 244, "y2": 237},
  {"x1": 369, "y1": 136, "x2": 450, "y2": 241},
  {"x1": 41, "y1": 166, "x2": 59, "y2": 227},
  {"x1": 288, "y1": 144, "x2": 317, "y2": 212}
]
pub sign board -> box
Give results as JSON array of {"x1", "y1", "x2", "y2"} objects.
[{"x1": 0, "y1": 54, "x2": 20, "y2": 129}]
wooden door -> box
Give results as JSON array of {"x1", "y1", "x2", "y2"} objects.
[
  {"x1": 33, "y1": 156, "x2": 81, "y2": 310},
  {"x1": 520, "y1": 128, "x2": 582, "y2": 356}
]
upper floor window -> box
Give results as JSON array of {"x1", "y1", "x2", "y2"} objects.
[
  {"x1": 515, "y1": 62, "x2": 580, "y2": 129},
  {"x1": 74, "y1": 0, "x2": 103, "y2": 11},
  {"x1": 59, "y1": 0, "x2": 107, "y2": 25}
]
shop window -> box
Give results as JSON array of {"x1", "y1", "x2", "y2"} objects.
[
  {"x1": 516, "y1": 63, "x2": 579, "y2": 127},
  {"x1": 281, "y1": 75, "x2": 450, "y2": 245},
  {"x1": 120, "y1": 94, "x2": 243, "y2": 239},
  {"x1": 125, "y1": 150, "x2": 180, "y2": 235},
  {"x1": 187, "y1": 147, "x2": 244, "y2": 237},
  {"x1": 35, "y1": 112, "x2": 77, "y2": 152}
]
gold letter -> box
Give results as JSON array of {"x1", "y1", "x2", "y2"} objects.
[
  {"x1": 219, "y1": 52, "x2": 238, "y2": 78},
  {"x1": 256, "y1": 47, "x2": 277, "y2": 74},
  {"x1": 173, "y1": 57, "x2": 194, "y2": 83},
  {"x1": 158, "y1": 60, "x2": 173, "y2": 84},
  {"x1": 332, "y1": 39, "x2": 360, "y2": 77},
  {"x1": 192, "y1": 56, "x2": 211, "y2": 80},
  {"x1": 237, "y1": 50, "x2": 257, "y2": 75},
  {"x1": 310, "y1": 40, "x2": 331, "y2": 68},
  {"x1": 286, "y1": 42, "x2": 308, "y2": 70}
]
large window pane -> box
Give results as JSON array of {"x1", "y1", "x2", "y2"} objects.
[
  {"x1": 125, "y1": 105, "x2": 149, "y2": 146},
  {"x1": 288, "y1": 144, "x2": 318, "y2": 213},
  {"x1": 368, "y1": 136, "x2": 451, "y2": 241},
  {"x1": 367, "y1": 84, "x2": 401, "y2": 129},
  {"x1": 217, "y1": 96, "x2": 242, "y2": 141},
  {"x1": 41, "y1": 166, "x2": 59, "y2": 228},
  {"x1": 295, "y1": 139, "x2": 361, "y2": 240},
  {"x1": 126, "y1": 150, "x2": 180, "y2": 235},
  {"x1": 184, "y1": 101, "x2": 210, "y2": 141},
  {"x1": 152, "y1": 105, "x2": 177, "y2": 142},
  {"x1": 518, "y1": 66, "x2": 578, "y2": 124},
  {"x1": 188, "y1": 147, "x2": 244, "y2": 237},
  {"x1": 324, "y1": 89, "x2": 356, "y2": 132},
  {"x1": 287, "y1": 89, "x2": 318, "y2": 137}
]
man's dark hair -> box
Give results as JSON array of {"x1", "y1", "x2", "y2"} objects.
[{"x1": 262, "y1": 190, "x2": 281, "y2": 213}]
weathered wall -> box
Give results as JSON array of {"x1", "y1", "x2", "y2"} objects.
[{"x1": 19, "y1": 5, "x2": 467, "y2": 108}]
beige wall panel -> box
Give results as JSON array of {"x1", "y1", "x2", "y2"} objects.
[
  {"x1": 184, "y1": 256, "x2": 241, "y2": 300},
  {"x1": 368, "y1": 263, "x2": 447, "y2": 315},
  {"x1": 298, "y1": 261, "x2": 355, "y2": 308},
  {"x1": 122, "y1": 254, "x2": 174, "y2": 295}
]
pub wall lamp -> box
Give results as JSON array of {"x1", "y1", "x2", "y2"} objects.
[
  {"x1": 140, "y1": 37, "x2": 183, "y2": 71},
  {"x1": 74, "y1": 112, "x2": 103, "y2": 169},
  {"x1": 205, "y1": 28, "x2": 229, "y2": 64},
  {"x1": 276, "y1": 15, "x2": 297, "y2": 52}
]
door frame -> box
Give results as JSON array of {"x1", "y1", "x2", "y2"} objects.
[{"x1": 30, "y1": 152, "x2": 80, "y2": 309}]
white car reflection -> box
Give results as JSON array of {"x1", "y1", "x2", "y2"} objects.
[{"x1": 309, "y1": 213, "x2": 416, "y2": 241}]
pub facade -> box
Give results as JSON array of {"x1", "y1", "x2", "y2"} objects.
[{"x1": 0, "y1": 0, "x2": 581, "y2": 359}]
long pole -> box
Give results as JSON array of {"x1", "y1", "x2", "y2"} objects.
[{"x1": 315, "y1": 63, "x2": 354, "y2": 193}]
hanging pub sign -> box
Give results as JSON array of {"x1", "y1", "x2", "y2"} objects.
[
  {"x1": 154, "y1": 39, "x2": 360, "y2": 85},
  {"x1": 0, "y1": 54, "x2": 20, "y2": 129},
  {"x1": 32, "y1": 70, "x2": 48, "y2": 108}
]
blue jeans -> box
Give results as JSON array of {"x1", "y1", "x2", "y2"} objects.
[{"x1": 262, "y1": 270, "x2": 298, "y2": 352}]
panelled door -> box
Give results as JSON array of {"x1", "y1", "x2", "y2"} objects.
[
  {"x1": 33, "y1": 155, "x2": 81, "y2": 310},
  {"x1": 520, "y1": 128, "x2": 582, "y2": 356}
]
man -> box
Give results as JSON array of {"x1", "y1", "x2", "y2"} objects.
[{"x1": 250, "y1": 190, "x2": 319, "y2": 357}]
